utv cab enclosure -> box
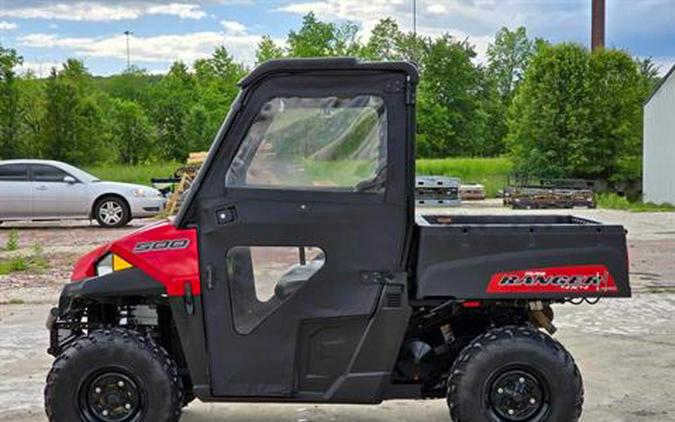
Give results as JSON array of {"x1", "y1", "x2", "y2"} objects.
[{"x1": 45, "y1": 58, "x2": 630, "y2": 422}]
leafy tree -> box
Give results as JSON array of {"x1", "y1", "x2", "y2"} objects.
[
  {"x1": 635, "y1": 57, "x2": 662, "y2": 89},
  {"x1": 395, "y1": 32, "x2": 429, "y2": 67},
  {"x1": 96, "y1": 66, "x2": 160, "y2": 106},
  {"x1": 363, "y1": 18, "x2": 427, "y2": 65},
  {"x1": 287, "y1": 12, "x2": 362, "y2": 57},
  {"x1": 417, "y1": 36, "x2": 484, "y2": 157},
  {"x1": 507, "y1": 43, "x2": 649, "y2": 187},
  {"x1": 287, "y1": 12, "x2": 337, "y2": 57},
  {"x1": 110, "y1": 99, "x2": 154, "y2": 164},
  {"x1": 363, "y1": 18, "x2": 402, "y2": 60},
  {"x1": 193, "y1": 47, "x2": 247, "y2": 148},
  {"x1": 486, "y1": 27, "x2": 535, "y2": 101},
  {"x1": 256, "y1": 35, "x2": 285, "y2": 64},
  {"x1": 0, "y1": 46, "x2": 23, "y2": 158},
  {"x1": 184, "y1": 104, "x2": 211, "y2": 152},
  {"x1": 16, "y1": 75, "x2": 46, "y2": 157},
  {"x1": 151, "y1": 61, "x2": 196, "y2": 161},
  {"x1": 41, "y1": 60, "x2": 106, "y2": 165}
]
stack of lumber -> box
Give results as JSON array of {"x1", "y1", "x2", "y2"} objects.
[{"x1": 166, "y1": 152, "x2": 208, "y2": 215}]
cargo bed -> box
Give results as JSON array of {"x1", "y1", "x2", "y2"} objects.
[{"x1": 414, "y1": 214, "x2": 630, "y2": 300}]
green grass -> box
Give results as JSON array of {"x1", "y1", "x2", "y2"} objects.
[
  {"x1": 416, "y1": 157, "x2": 513, "y2": 198},
  {"x1": 84, "y1": 161, "x2": 181, "y2": 186},
  {"x1": 597, "y1": 193, "x2": 675, "y2": 212},
  {"x1": 0, "y1": 241, "x2": 49, "y2": 276},
  {"x1": 5, "y1": 229, "x2": 19, "y2": 251},
  {"x1": 0, "y1": 257, "x2": 28, "y2": 275},
  {"x1": 0, "y1": 298, "x2": 25, "y2": 305},
  {"x1": 82, "y1": 158, "x2": 514, "y2": 197}
]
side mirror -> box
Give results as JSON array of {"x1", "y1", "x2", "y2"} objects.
[{"x1": 63, "y1": 176, "x2": 76, "y2": 184}]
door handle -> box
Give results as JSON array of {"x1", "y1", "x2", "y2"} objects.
[
  {"x1": 206, "y1": 265, "x2": 215, "y2": 290},
  {"x1": 35, "y1": 185, "x2": 48, "y2": 191}
]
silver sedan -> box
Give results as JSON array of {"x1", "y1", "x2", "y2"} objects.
[{"x1": 0, "y1": 159, "x2": 166, "y2": 227}]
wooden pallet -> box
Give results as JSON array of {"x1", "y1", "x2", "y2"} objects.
[{"x1": 165, "y1": 152, "x2": 208, "y2": 215}]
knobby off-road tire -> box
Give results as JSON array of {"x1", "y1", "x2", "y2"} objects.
[
  {"x1": 447, "y1": 325, "x2": 583, "y2": 422},
  {"x1": 45, "y1": 328, "x2": 183, "y2": 422},
  {"x1": 94, "y1": 196, "x2": 131, "y2": 228}
]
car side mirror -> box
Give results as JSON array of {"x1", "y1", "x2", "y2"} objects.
[{"x1": 63, "y1": 176, "x2": 76, "y2": 184}]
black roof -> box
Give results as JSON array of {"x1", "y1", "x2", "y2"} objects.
[
  {"x1": 645, "y1": 63, "x2": 675, "y2": 105},
  {"x1": 238, "y1": 57, "x2": 419, "y2": 88}
]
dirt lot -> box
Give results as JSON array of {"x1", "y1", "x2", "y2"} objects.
[{"x1": 0, "y1": 205, "x2": 674, "y2": 421}]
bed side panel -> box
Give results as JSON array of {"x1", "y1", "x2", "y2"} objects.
[{"x1": 415, "y1": 225, "x2": 630, "y2": 299}]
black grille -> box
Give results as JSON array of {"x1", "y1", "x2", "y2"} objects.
[{"x1": 385, "y1": 292, "x2": 402, "y2": 308}]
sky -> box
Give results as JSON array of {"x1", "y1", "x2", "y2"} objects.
[{"x1": 0, "y1": 0, "x2": 673, "y2": 77}]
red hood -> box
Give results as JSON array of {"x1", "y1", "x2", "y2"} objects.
[{"x1": 71, "y1": 219, "x2": 201, "y2": 296}]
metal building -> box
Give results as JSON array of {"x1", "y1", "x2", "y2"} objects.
[{"x1": 643, "y1": 65, "x2": 675, "y2": 205}]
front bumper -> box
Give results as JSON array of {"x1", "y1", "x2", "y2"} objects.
[
  {"x1": 129, "y1": 196, "x2": 166, "y2": 217},
  {"x1": 47, "y1": 268, "x2": 166, "y2": 356}
]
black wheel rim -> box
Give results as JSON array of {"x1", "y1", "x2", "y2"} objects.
[
  {"x1": 486, "y1": 368, "x2": 549, "y2": 421},
  {"x1": 79, "y1": 371, "x2": 142, "y2": 422}
]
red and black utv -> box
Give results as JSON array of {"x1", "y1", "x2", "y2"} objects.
[{"x1": 45, "y1": 58, "x2": 630, "y2": 422}]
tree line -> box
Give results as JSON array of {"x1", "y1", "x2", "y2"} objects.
[{"x1": 0, "y1": 12, "x2": 661, "y2": 186}]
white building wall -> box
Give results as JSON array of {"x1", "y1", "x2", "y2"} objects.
[{"x1": 644, "y1": 68, "x2": 675, "y2": 205}]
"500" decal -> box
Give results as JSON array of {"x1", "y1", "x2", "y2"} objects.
[{"x1": 133, "y1": 239, "x2": 190, "y2": 253}]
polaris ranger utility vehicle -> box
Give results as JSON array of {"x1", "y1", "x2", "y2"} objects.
[{"x1": 45, "y1": 58, "x2": 631, "y2": 422}]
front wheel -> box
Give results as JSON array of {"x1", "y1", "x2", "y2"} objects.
[
  {"x1": 447, "y1": 326, "x2": 583, "y2": 422},
  {"x1": 45, "y1": 328, "x2": 183, "y2": 422},
  {"x1": 94, "y1": 196, "x2": 131, "y2": 228}
]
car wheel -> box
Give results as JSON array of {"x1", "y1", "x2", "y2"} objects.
[
  {"x1": 447, "y1": 325, "x2": 583, "y2": 422},
  {"x1": 95, "y1": 196, "x2": 130, "y2": 228},
  {"x1": 45, "y1": 328, "x2": 183, "y2": 422}
]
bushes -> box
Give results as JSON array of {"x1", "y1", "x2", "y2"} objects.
[{"x1": 597, "y1": 193, "x2": 675, "y2": 212}]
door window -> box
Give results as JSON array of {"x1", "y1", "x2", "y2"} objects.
[
  {"x1": 31, "y1": 165, "x2": 70, "y2": 182},
  {"x1": 227, "y1": 246, "x2": 325, "y2": 334},
  {"x1": 0, "y1": 164, "x2": 29, "y2": 181},
  {"x1": 226, "y1": 95, "x2": 387, "y2": 193}
]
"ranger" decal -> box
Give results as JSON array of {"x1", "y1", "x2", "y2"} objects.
[{"x1": 487, "y1": 265, "x2": 618, "y2": 294}]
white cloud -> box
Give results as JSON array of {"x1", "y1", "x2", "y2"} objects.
[
  {"x1": 146, "y1": 4, "x2": 207, "y2": 20},
  {"x1": 426, "y1": 4, "x2": 447, "y2": 15},
  {"x1": 14, "y1": 60, "x2": 61, "y2": 77},
  {"x1": 18, "y1": 30, "x2": 263, "y2": 66},
  {"x1": 0, "y1": 21, "x2": 18, "y2": 30},
  {"x1": 0, "y1": 2, "x2": 208, "y2": 21},
  {"x1": 221, "y1": 20, "x2": 247, "y2": 35}
]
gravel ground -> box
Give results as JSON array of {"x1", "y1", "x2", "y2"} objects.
[{"x1": 0, "y1": 205, "x2": 673, "y2": 421}]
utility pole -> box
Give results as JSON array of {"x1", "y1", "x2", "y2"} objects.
[
  {"x1": 591, "y1": 0, "x2": 605, "y2": 51},
  {"x1": 412, "y1": 0, "x2": 417, "y2": 36},
  {"x1": 123, "y1": 30, "x2": 133, "y2": 69}
]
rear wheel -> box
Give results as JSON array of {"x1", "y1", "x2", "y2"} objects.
[
  {"x1": 45, "y1": 328, "x2": 183, "y2": 422},
  {"x1": 94, "y1": 196, "x2": 130, "y2": 228},
  {"x1": 447, "y1": 326, "x2": 583, "y2": 422}
]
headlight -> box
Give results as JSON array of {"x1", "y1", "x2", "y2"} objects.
[
  {"x1": 132, "y1": 188, "x2": 147, "y2": 197},
  {"x1": 96, "y1": 254, "x2": 133, "y2": 276},
  {"x1": 133, "y1": 188, "x2": 162, "y2": 198}
]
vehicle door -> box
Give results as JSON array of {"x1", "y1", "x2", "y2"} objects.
[
  {"x1": 190, "y1": 69, "x2": 412, "y2": 398},
  {"x1": 0, "y1": 163, "x2": 31, "y2": 219},
  {"x1": 30, "y1": 164, "x2": 89, "y2": 217}
]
